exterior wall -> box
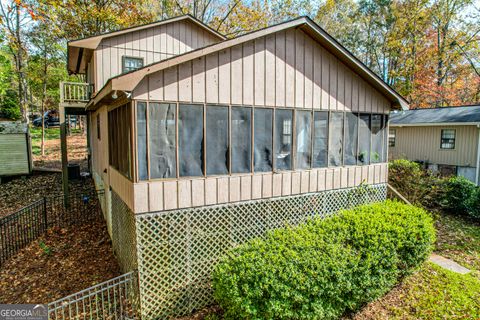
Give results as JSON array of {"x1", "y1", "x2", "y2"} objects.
[
  {"x1": 0, "y1": 122, "x2": 31, "y2": 176},
  {"x1": 128, "y1": 28, "x2": 391, "y2": 214},
  {"x1": 390, "y1": 125, "x2": 479, "y2": 167},
  {"x1": 93, "y1": 19, "x2": 221, "y2": 90},
  {"x1": 133, "y1": 164, "x2": 387, "y2": 213}
]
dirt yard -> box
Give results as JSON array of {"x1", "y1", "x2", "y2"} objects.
[{"x1": 0, "y1": 219, "x2": 121, "y2": 303}]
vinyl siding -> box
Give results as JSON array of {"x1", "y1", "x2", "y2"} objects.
[
  {"x1": 389, "y1": 125, "x2": 479, "y2": 167},
  {"x1": 0, "y1": 134, "x2": 30, "y2": 176}
]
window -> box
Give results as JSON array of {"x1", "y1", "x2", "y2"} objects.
[
  {"x1": 296, "y1": 111, "x2": 312, "y2": 169},
  {"x1": 313, "y1": 111, "x2": 328, "y2": 168},
  {"x1": 274, "y1": 109, "x2": 293, "y2": 170},
  {"x1": 179, "y1": 104, "x2": 204, "y2": 177},
  {"x1": 206, "y1": 105, "x2": 229, "y2": 175},
  {"x1": 441, "y1": 129, "x2": 455, "y2": 149},
  {"x1": 358, "y1": 114, "x2": 371, "y2": 165},
  {"x1": 389, "y1": 129, "x2": 396, "y2": 147},
  {"x1": 96, "y1": 114, "x2": 101, "y2": 140},
  {"x1": 136, "y1": 102, "x2": 148, "y2": 180},
  {"x1": 344, "y1": 113, "x2": 358, "y2": 165},
  {"x1": 329, "y1": 112, "x2": 344, "y2": 166},
  {"x1": 109, "y1": 103, "x2": 132, "y2": 179},
  {"x1": 383, "y1": 115, "x2": 389, "y2": 162},
  {"x1": 149, "y1": 103, "x2": 176, "y2": 179},
  {"x1": 231, "y1": 106, "x2": 252, "y2": 173},
  {"x1": 371, "y1": 114, "x2": 384, "y2": 163},
  {"x1": 254, "y1": 108, "x2": 273, "y2": 172},
  {"x1": 122, "y1": 56, "x2": 143, "y2": 73}
]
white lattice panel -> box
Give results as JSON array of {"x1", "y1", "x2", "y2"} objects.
[{"x1": 135, "y1": 184, "x2": 386, "y2": 319}]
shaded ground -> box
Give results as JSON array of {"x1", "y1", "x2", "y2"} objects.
[
  {"x1": 179, "y1": 213, "x2": 480, "y2": 320},
  {"x1": 30, "y1": 126, "x2": 88, "y2": 171},
  {"x1": 0, "y1": 172, "x2": 96, "y2": 217},
  {"x1": 0, "y1": 219, "x2": 120, "y2": 303}
]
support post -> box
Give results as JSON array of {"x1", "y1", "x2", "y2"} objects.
[
  {"x1": 86, "y1": 113, "x2": 92, "y2": 174},
  {"x1": 60, "y1": 105, "x2": 69, "y2": 207}
]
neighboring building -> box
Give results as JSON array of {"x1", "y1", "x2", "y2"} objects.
[
  {"x1": 61, "y1": 15, "x2": 407, "y2": 318},
  {"x1": 390, "y1": 105, "x2": 480, "y2": 184},
  {"x1": 0, "y1": 121, "x2": 32, "y2": 177}
]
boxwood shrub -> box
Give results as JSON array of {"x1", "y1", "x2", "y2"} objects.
[{"x1": 212, "y1": 200, "x2": 435, "y2": 320}]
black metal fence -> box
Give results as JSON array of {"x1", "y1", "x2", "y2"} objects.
[{"x1": 0, "y1": 190, "x2": 104, "y2": 266}]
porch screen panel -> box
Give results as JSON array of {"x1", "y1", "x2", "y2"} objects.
[
  {"x1": 179, "y1": 104, "x2": 204, "y2": 177},
  {"x1": 274, "y1": 109, "x2": 293, "y2": 170},
  {"x1": 137, "y1": 102, "x2": 148, "y2": 180},
  {"x1": 358, "y1": 114, "x2": 371, "y2": 165},
  {"x1": 254, "y1": 108, "x2": 273, "y2": 172},
  {"x1": 344, "y1": 113, "x2": 358, "y2": 165},
  {"x1": 382, "y1": 115, "x2": 389, "y2": 162},
  {"x1": 231, "y1": 106, "x2": 252, "y2": 173},
  {"x1": 206, "y1": 105, "x2": 229, "y2": 175},
  {"x1": 149, "y1": 103, "x2": 176, "y2": 179},
  {"x1": 328, "y1": 112, "x2": 344, "y2": 167},
  {"x1": 371, "y1": 114, "x2": 383, "y2": 163},
  {"x1": 296, "y1": 110, "x2": 312, "y2": 169},
  {"x1": 313, "y1": 111, "x2": 328, "y2": 168},
  {"x1": 109, "y1": 103, "x2": 133, "y2": 179}
]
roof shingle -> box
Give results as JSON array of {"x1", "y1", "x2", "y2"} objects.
[{"x1": 390, "y1": 106, "x2": 480, "y2": 125}]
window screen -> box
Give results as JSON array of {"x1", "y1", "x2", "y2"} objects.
[
  {"x1": 97, "y1": 115, "x2": 101, "y2": 140},
  {"x1": 254, "y1": 108, "x2": 273, "y2": 172},
  {"x1": 383, "y1": 115, "x2": 389, "y2": 162},
  {"x1": 296, "y1": 110, "x2": 312, "y2": 169},
  {"x1": 344, "y1": 113, "x2": 358, "y2": 165},
  {"x1": 274, "y1": 109, "x2": 293, "y2": 170},
  {"x1": 206, "y1": 105, "x2": 229, "y2": 175},
  {"x1": 149, "y1": 103, "x2": 176, "y2": 179},
  {"x1": 179, "y1": 104, "x2": 204, "y2": 177},
  {"x1": 136, "y1": 102, "x2": 148, "y2": 180},
  {"x1": 371, "y1": 114, "x2": 383, "y2": 163},
  {"x1": 441, "y1": 129, "x2": 455, "y2": 149},
  {"x1": 122, "y1": 56, "x2": 143, "y2": 73},
  {"x1": 108, "y1": 103, "x2": 132, "y2": 179},
  {"x1": 328, "y1": 112, "x2": 344, "y2": 167},
  {"x1": 313, "y1": 111, "x2": 328, "y2": 168},
  {"x1": 358, "y1": 114, "x2": 371, "y2": 165},
  {"x1": 232, "y1": 106, "x2": 252, "y2": 173}
]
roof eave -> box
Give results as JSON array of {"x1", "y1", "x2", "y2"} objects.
[{"x1": 390, "y1": 122, "x2": 480, "y2": 127}]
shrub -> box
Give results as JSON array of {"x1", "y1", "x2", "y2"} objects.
[
  {"x1": 212, "y1": 200, "x2": 435, "y2": 320},
  {"x1": 438, "y1": 176, "x2": 477, "y2": 215},
  {"x1": 467, "y1": 188, "x2": 480, "y2": 219},
  {"x1": 388, "y1": 159, "x2": 440, "y2": 209}
]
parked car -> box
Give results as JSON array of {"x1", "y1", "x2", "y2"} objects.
[{"x1": 32, "y1": 110, "x2": 60, "y2": 128}]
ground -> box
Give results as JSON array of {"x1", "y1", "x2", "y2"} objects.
[
  {"x1": 0, "y1": 219, "x2": 121, "y2": 303},
  {"x1": 30, "y1": 126, "x2": 88, "y2": 171},
  {"x1": 179, "y1": 213, "x2": 480, "y2": 320}
]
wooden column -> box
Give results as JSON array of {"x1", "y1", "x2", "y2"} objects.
[{"x1": 60, "y1": 105, "x2": 69, "y2": 207}]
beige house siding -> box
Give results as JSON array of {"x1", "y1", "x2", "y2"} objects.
[
  {"x1": 132, "y1": 28, "x2": 391, "y2": 112},
  {"x1": 124, "y1": 27, "x2": 392, "y2": 214},
  {"x1": 94, "y1": 19, "x2": 221, "y2": 90},
  {"x1": 0, "y1": 133, "x2": 30, "y2": 176},
  {"x1": 390, "y1": 125, "x2": 479, "y2": 167}
]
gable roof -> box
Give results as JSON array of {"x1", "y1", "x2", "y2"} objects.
[
  {"x1": 89, "y1": 16, "x2": 409, "y2": 110},
  {"x1": 390, "y1": 105, "x2": 480, "y2": 126},
  {"x1": 67, "y1": 15, "x2": 226, "y2": 74}
]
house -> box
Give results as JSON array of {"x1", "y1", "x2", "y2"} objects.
[
  {"x1": 61, "y1": 15, "x2": 407, "y2": 318},
  {"x1": 390, "y1": 105, "x2": 480, "y2": 184},
  {"x1": 0, "y1": 121, "x2": 32, "y2": 178}
]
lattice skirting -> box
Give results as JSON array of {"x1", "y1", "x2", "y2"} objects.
[
  {"x1": 111, "y1": 191, "x2": 138, "y2": 273},
  {"x1": 133, "y1": 183, "x2": 386, "y2": 319}
]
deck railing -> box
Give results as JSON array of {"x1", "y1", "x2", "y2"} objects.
[{"x1": 60, "y1": 82, "x2": 93, "y2": 104}]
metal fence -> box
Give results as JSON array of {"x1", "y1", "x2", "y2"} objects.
[
  {"x1": 48, "y1": 271, "x2": 139, "y2": 320},
  {"x1": 0, "y1": 189, "x2": 104, "y2": 266}
]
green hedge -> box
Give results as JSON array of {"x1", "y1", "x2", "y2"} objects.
[{"x1": 212, "y1": 200, "x2": 435, "y2": 320}]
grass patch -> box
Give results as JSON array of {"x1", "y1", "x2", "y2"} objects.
[
  {"x1": 30, "y1": 126, "x2": 60, "y2": 143},
  {"x1": 386, "y1": 263, "x2": 480, "y2": 319}
]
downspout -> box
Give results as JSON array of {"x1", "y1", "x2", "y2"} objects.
[{"x1": 475, "y1": 125, "x2": 480, "y2": 185}]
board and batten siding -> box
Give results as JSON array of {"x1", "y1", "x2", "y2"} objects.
[
  {"x1": 121, "y1": 27, "x2": 392, "y2": 214},
  {"x1": 132, "y1": 28, "x2": 391, "y2": 112},
  {"x1": 94, "y1": 19, "x2": 221, "y2": 90},
  {"x1": 390, "y1": 125, "x2": 479, "y2": 167}
]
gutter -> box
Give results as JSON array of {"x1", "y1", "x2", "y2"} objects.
[{"x1": 390, "y1": 122, "x2": 480, "y2": 127}]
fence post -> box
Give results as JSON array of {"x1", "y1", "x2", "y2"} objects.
[{"x1": 43, "y1": 197, "x2": 48, "y2": 231}]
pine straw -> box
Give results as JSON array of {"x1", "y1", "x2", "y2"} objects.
[{"x1": 0, "y1": 219, "x2": 120, "y2": 304}]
